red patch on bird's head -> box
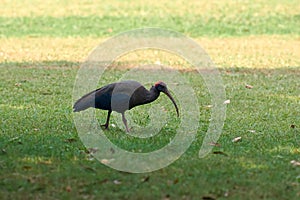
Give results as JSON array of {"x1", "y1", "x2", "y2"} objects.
[{"x1": 154, "y1": 81, "x2": 165, "y2": 87}]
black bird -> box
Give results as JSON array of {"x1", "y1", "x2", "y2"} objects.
[{"x1": 73, "y1": 80, "x2": 179, "y2": 132}]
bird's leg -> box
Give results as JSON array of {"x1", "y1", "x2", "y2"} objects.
[
  {"x1": 101, "y1": 110, "x2": 112, "y2": 129},
  {"x1": 121, "y1": 113, "x2": 130, "y2": 132}
]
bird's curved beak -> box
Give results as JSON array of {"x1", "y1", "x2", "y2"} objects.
[{"x1": 163, "y1": 89, "x2": 179, "y2": 117}]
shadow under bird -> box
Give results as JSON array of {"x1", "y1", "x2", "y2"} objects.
[{"x1": 73, "y1": 80, "x2": 179, "y2": 132}]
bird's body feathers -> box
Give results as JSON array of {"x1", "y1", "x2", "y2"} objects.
[{"x1": 73, "y1": 80, "x2": 178, "y2": 132}]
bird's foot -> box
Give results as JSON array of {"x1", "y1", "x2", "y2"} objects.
[
  {"x1": 101, "y1": 124, "x2": 109, "y2": 130},
  {"x1": 125, "y1": 127, "x2": 133, "y2": 133}
]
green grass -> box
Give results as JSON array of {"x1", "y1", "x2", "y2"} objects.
[
  {"x1": 1, "y1": 14, "x2": 299, "y2": 38},
  {"x1": 1, "y1": 0, "x2": 300, "y2": 38},
  {"x1": 1, "y1": 63, "x2": 299, "y2": 199}
]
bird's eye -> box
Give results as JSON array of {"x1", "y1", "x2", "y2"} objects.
[{"x1": 158, "y1": 85, "x2": 165, "y2": 91}]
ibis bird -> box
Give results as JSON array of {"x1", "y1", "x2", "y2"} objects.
[{"x1": 73, "y1": 80, "x2": 179, "y2": 132}]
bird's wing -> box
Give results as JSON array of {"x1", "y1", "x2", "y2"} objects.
[{"x1": 73, "y1": 83, "x2": 114, "y2": 112}]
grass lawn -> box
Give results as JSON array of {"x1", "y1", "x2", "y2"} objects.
[{"x1": 1, "y1": 0, "x2": 300, "y2": 199}]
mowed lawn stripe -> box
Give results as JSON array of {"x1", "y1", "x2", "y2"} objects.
[
  {"x1": 0, "y1": 14, "x2": 299, "y2": 38},
  {"x1": 1, "y1": 0, "x2": 300, "y2": 18}
]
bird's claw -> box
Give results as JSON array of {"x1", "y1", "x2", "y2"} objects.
[
  {"x1": 125, "y1": 127, "x2": 133, "y2": 133},
  {"x1": 101, "y1": 124, "x2": 109, "y2": 130}
]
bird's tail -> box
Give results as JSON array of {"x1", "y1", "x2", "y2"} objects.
[{"x1": 73, "y1": 90, "x2": 96, "y2": 112}]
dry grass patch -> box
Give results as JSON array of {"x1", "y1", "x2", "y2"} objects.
[
  {"x1": 1, "y1": 0, "x2": 299, "y2": 18},
  {"x1": 1, "y1": 36, "x2": 299, "y2": 69},
  {"x1": 0, "y1": 37, "x2": 101, "y2": 63}
]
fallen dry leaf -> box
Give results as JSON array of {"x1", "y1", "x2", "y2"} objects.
[
  {"x1": 101, "y1": 159, "x2": 109, "y2": 165},
  {"x1": 232, "y1": 136, "x2": 242, "y2": 143},
  {"x1": 141, "y1": 176, "x2": 150, "y2": 183},
  {"x1": 65, "y1": 138, "x2": 77, "y2": 143},
  {"x1": 163, "y1": 194, "x2": 171, "y2": 200},
  {"x1": 173, "y1": 178, "x2": 179, "y2": 184},
  {"x1": 9, "y1": 136, "x2": 20, "y2": 142},
  {"x1": 100, "y1": 179, "x2": 109, "y2": 184},
  {"x1": 100, "y1": 158, "x2": 115, "y2": 165},
  {"x1": 245, "y1": 84, "x2": 253, "y2": 89},
  {"x1": 202, "y1": 195, "x2": 216, "y2": 200},
  {"x1": 113, "y1": 180, "x2": 122, "y2": 185},
  {"x1": 224, "y1": 191, "x2": 229, "y2": 197},
  {"x1": 87, "y1": 147, "x2": 98, "y2": 154},
  {"x1": 290, "y1": 124, "x2": 296, "y2": 129},
  {"x1": 66, "y1": 185, "x2": 72, "y2": 192},
  {"x1": 204, "y1": 105, "x2": 213, "y2": 108},
  {"x1": 38, "y1": 160, "x2": 52, "y2": 165},
  {"x1": 81, "y1": 165, "x2": 96, "y2": 172},
  {"x1": 290, "y1": 160, "x2": 300, "y2": 167},
  {"x1": 209, "y1": 142, "x2": 221, "y2": 147},
  {"x1": 213, "y1": 151, "x2": 228, "y2": 156},
  {"x1": 27, "y1": 177, "x2": 36, "y2": 183},
  {"x1": 1, "y1": 149, "x2": 7, "y2": 154},
  {"x1": 292, "y1": 149, "x2": 300, "y2": 154},
  {"x1": 23, "y1": 165, "x2": 32, "y2": 170},
  {"x1": 223, "y1": 99, "x2": 230, "y2": 104}
]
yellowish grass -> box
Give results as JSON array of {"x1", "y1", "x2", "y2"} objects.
[
  {"x1": 1, "y1": 36, "x2": 299, "y2": 69},
  {"x1": 1, "y1": 0, "x2": 299, "y2": 18},
  {"x1": 0, "y1": 37, "x2": 99, "y2": 63}
]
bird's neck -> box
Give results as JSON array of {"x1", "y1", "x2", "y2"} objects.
[{"x1": 147, "y1": 86, "x2": 160, "y2": 103}]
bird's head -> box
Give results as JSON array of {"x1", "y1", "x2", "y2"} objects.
[
  {"x1": 154, "y1": 81, "x2": 179, "y2": 117},
  {"x1": 154, "y1": 81, "x2": 168, "y2": 92}
]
